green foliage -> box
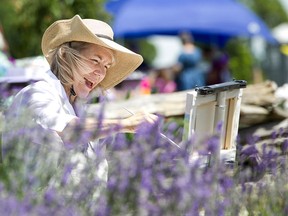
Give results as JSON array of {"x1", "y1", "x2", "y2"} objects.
[
  {"x1": 0, "y1": 0, "x2": 110, "y2": 58},
  {"x1": 121, "y1": 38, "x2": 157, "y2": 69},
  {"x1": 225, "y1": 38, "x2": 254, "y2": 84},
  {"x1": 240, "y1": 0, "x2": 288, "y2": 27},
  {"x1": 138, "y1": 39, "x2": 157, "y2": 67},
  {"x1": 225, "y1": 0, "x2": 288, "y2": 84}
]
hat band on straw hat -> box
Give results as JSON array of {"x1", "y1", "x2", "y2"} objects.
[{"x1": 95, "y1": 34, "x2": 113, "y2": 41}]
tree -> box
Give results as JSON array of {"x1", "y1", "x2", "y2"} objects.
[
  {"x1": 240, "y1": 0, "x2": 288, "y2": 28},
  {"x1": 0, "y1": 0, "x2": 110, "y2": 58},
  {"x1": 225, "y1": 0, "x2": 288, "y2": 84}
]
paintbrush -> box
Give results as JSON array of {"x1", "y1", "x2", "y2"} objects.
[{"x1": 122, "y1": 107, "x2": 181, "y2": 149}]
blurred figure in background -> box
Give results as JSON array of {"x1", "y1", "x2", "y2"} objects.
[
  {"x1": 173, "y1": 32, "x2": 205, "y2": 91},
  {"x1": 206, "y1": 50, "x2": 232, "y2": 85},
  {"x1": 153, "y1": 67, "x2": 176, "y2": 93},
  {"x1": 139, "y1": 67, "x2": 176, "y2": 94}
]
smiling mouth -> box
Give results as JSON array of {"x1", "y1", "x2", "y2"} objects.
[{"x1": 84, "y1": 78, "x2": 94, "y2": 89}]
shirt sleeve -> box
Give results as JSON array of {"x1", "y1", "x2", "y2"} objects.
[{"x1": 17, "y1": 81, "x2": 77, "y2": 132}]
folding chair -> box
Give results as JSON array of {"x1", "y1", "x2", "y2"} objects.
[{"x1": 182, "y1": 80, "x2": 247, "y2": 166}]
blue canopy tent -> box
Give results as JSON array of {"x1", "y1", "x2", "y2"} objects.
[{"x1": 106, "y1": 0, "x2": 276, "y2": 46}]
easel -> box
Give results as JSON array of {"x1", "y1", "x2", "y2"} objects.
[{"x1": 182, "y1": 80, "x2": 247, "y2": 166}]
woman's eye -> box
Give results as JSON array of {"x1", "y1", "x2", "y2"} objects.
[{"x1": 91, "y1": 59, "x2": 99, "y2": 64}]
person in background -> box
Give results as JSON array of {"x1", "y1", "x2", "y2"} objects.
[
  {"x1": 206, "y1": 50, "x2": 232, "y2": 85},
  {"x1": 140, "y1": 67, "x2": 176, "y2": 94},
  {"x1": 173, "y1": 32, "x2": 205, "y2": 91},
  {"x1": 153, "y1": 68, "x2": 176, "y2": 93},
  {"x1": 2, "y1": 15, "x2": 158, "y2": 185}
]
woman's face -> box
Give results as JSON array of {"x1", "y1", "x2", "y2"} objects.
[{"x1": 73, "y1": 44, "x2": 113, "y2": 98}]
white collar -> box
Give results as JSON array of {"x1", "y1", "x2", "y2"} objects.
[{"x1": 43, "y1": 70, "x2": 76, "y2": 115}]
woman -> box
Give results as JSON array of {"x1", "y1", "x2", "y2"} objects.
[
  {"x1": 2, "y1": 15, "x2": 158, "y2": 185},
  {"x1": 174, "y1": 32, "x2": 205, "y2": 91}
]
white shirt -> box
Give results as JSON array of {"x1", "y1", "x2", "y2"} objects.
[
  {"x1": 2, "y1": 70, "x2": 108, "y2": 184},
  {"x1": 4, "y1": 70, "x2": 76, "y2": 139}
]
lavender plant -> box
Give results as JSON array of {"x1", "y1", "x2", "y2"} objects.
[{"x1": 0, "y1": 85, "x2": 288, "y2": 215}]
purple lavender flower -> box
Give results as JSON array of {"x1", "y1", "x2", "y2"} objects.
[{"x1": 1, "y1": 83, "x2": 288, "y2": 215}]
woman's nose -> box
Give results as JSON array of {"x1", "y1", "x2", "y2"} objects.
[{"x1": 93, "y1": 64, "x2": 106, "y2": 76}]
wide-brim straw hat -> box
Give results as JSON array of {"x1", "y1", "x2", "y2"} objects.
[{"x1": 41, "y1": 14, "x2": 143, "y2": 90}]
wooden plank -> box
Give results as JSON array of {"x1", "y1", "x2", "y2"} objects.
[
  {"x1": 87, "y1": 81, "x2": 288, "y2": 129},
  {"x1": 87, "y1": 90, "x2": 189, "y2": 118}
]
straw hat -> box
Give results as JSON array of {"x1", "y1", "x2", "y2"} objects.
[{"x1": 41, "y1": 14, "x2": 143, "y2": 90}]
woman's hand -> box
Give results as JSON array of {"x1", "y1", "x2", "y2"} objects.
[{"x1": 120, "y1": 111, "x2": 158, "y2": 133}]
